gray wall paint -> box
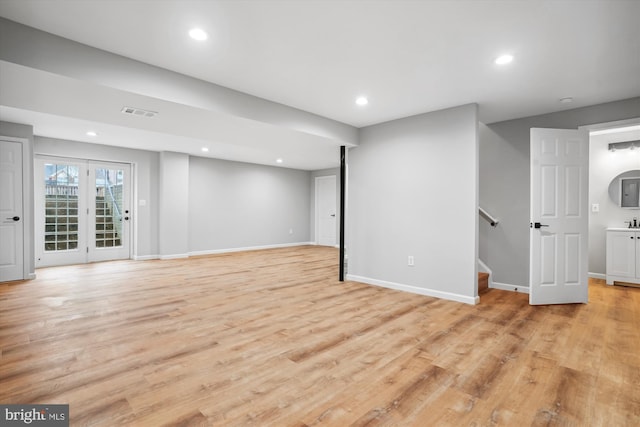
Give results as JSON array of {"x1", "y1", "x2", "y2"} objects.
[
  {"x1": 348, "y1": 104, "x2": 478, "y2": 302},
  {"x1": 0, "y1": 120, "x2": 35, "y2": 279},
  {"x1": 34, "y1": 136, "x2": 160, "y2": 258},
  {"x1": 159, "y1": 152, "x2": 189, "y2": 258},
  {"x1": 310, "y1": 167, "x2": 340, "y2": 244},
  {"x1": 33, "y1": 137, "x2": 314, "y2": 258},
  {"x1": 0, "y1": 17, "x2": 357, "y2": 146},
  {"x1": 479, "y1": 97, "x2": 640, "y2": 287},
  {"x1": 188, "y1": 157, "x2": 311, "y2": 252},
  {"x1": 589, "y1": 135, "x2": 640, "y2": 275}
]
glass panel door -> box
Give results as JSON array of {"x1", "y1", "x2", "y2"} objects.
[
  {"x1": 88, "y1": 161, "x2": 131, "y2": 263},
  {"x1": 35, "y1": 157, "x2": 132, "y2": 267},
  {"x1": 44, "y1": 164, "x2": 80, "y2": 251},
  {"x1": 95, "y1": 167, "x2": 123, "y2": 249},
  {"x1": 36, "y1": 160, "x2": 87, "y2": 267}
]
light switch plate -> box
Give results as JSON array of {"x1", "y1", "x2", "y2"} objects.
[{"x1": 591, "y1": 203, "x2": 599, "y2": 213}]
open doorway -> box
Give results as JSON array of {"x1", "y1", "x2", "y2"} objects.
[{"x1": 587, "y1": 119, "x2": 640, "y2": 282}]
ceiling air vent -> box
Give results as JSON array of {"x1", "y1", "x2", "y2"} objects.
[{"x1": 121, "y1": 106, "x2": 158, "y2": 118}]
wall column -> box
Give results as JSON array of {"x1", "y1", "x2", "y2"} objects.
[{"x1": 158, "y1": 151, "x2": 189, "y2": 259}]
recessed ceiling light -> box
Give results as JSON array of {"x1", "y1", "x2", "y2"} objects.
[
  {"x1": 355, "y1": 96, "x2": 368, "y2": 106},
  {"x1": 189, "y1": 28, "x2": 208, "y2": 41},
  {"x1": 86, "y1": 131, "x2": 97, "y2": 137},
  {"x1": 559, "y1": 97, "x2": 573, "y2": 104},
  {"x1": 201, "y1": 147, "x2": 209, "y2": 152},
  {"x1": 495, "y1": 54, "x2": 514, "y2": 65},
  {"x1": 276, "y1": 158, "x2": 283, "y2": 164}
]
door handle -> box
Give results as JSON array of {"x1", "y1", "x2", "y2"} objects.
[
  {"x1": 6, "y1": 216, "x2": 20, "y2": 221},
  {"x1": 533, "y1": 222, "x2": 549, "y2": 229},
  {"x1": 330, "y1": 214, "x2": 336, "y2": 217}
]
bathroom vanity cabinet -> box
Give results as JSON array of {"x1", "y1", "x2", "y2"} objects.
[{"x1": 606, "y1": 228, "x2": 640, "y2": 286}]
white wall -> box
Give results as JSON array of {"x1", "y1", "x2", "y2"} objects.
[
  {"x1": 347, "y1": 104, "x2": 479, "y2": 304},
  {"x1": 589, "y1": 131, "x2": 640, "y2": 275},
  {"x1": 188, "y1": 157, "x2": 311, "y2": 253}
]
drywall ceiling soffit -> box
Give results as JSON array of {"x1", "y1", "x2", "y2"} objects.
[
  {"x1": 0, "y1": 0, "x2": 639, "y2": 127},
  {"x1": 0, "y1": 61, "x2": 343, "y2": 170},
  {"x1": 590, "y1": 125, "x2": 640, "y2": 145}
]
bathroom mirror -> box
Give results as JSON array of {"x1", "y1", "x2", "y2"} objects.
[{"x1": 609, "y1": 170, "x2": 640, "y2": 208}]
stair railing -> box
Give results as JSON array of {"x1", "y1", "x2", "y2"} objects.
[
  {"x1": 103, "y1": 175, "x2": 123, "y2": 241},
  {"x1": 479, "y1": 207, "x2": 499, "y2": 227}
]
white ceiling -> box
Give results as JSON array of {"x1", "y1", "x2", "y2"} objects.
[{"x1": 1, "y1": 0, "x2": 639, "y2": 169}]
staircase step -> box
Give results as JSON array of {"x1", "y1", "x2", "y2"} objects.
[{"x1": 478, "y1": 272, "x2": 490, "y2": 295}]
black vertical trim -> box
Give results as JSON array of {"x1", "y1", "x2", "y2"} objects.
[{"x1": 339, "y1": 146, "x2": 346, "y2": 281}]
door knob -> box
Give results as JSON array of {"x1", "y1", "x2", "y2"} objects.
[
  {"x1": 124, "y1": 216, "x2": 129, "y2": 221},
  {"x1": 330, "y1": 214, "x2": 336, "y2": 217},
  {"x1": 7, "y1": 216, "x2": 20, "y2": 221},
  {"x1": 533, "y1": 222, "x2": 549, "y2": 229}
]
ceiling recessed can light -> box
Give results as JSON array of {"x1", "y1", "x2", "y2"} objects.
[
  {"x1": 189, "y1": 28, "x2": 208, "y2": 41},
  {"x1": 355, "y1": 96, "x2": 368, "y2": 106},
  {"x1": 495, "y1": 54, "x2": 514, "y2": 65},
  {"x1": 86, "y1": 131, "x2": 97, "y2": 137},
  {"x1": 276, "y1": 158, "x2": 283, "y2": 164},
  {"x1": 201, "y1": 147, "x2": 209, "y2": 152},
  {"x1": 560, "y1": 97, "x2": 573, "y2": 104}
]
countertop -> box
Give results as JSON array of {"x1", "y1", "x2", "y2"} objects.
[{"x1": 607, "y1": 227, "x2": 640, "y2": 231}]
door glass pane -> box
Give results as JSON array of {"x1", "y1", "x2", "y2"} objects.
[
  {"x1": 44, "y1": 164, "x2": 79, "y2": 252},
  {"x1": 95, "y1": 168, "x2": 124, "y2": 248}
]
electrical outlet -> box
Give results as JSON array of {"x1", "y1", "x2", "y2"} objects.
[
  {"x1": 408, "y1": 256, "x2": 414, "y2": 266},
  {"x1": 591, "y1": 203, "x2": 599, "y2": 213}
]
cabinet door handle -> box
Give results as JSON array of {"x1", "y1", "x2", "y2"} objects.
[{"x1": 632, "y1": 236, "x2": 635, "y2": 239}]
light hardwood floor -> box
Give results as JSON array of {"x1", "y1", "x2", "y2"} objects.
[{"x1": 1, "y1": 246, "x2": 638, "y2": 426}]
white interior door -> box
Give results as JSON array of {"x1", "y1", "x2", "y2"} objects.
[
  {"x1": 36, "y1": 157, "x2": 131, "y2": 267},
  {"x1": 0, "y1": 139, "x2": 24, "y2": 281},
  {"x1": 316, "y1": 175, "x2": 337, "y2": 246},
  {"x1": 530, "y1": 128, "x2": 589, "y2": 305}
]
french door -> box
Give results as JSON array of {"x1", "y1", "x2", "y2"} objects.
[{"x1": 35, "y1": 157, "x2": 132, "y2": 267}]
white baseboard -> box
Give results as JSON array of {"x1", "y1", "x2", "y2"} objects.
[
  {"x1": 159, "y1": 253, "x2": 189, "y2": 260},
  {"x1": 588, "y1": 272, "x2": 605, "y2": 280},
  {"x1": 189, "y1": 241, "x2": 314, "y2": 257},
  {"x1": 346, "y1": 274, "x2": 479, "y2": 305},
  {"x1": 132, "y1": 242, "x2": 314, "y2": 261},
  {"x1": 491, "y1": 281, "x2": 529, "y2": 294},
  {"x1": 27, "y1": 273, "x2": 37, "y2": 280},
  {"x1": 133, "y1": 254, "x2": 159, "y2": 261}
]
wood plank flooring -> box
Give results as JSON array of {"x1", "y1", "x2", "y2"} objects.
[{"x1": 1, "y1": 246, "x2": 639, "y2": 426}]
